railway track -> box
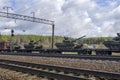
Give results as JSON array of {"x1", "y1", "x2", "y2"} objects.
[
  {"x1": 0, "y1": 59, "x2": 119, "y2": 80},
  {"x1": 0, "y1": 52, "x2": 120, "y2": 61}
]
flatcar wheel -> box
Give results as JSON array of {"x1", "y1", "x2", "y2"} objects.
[
  {"x1": 46, "y1": 51, "x2": 50, "y2": 54},
  {"x1": 104, "y1": 51, "x2": 112, "y2": 56},
  {"x1": 51, "y1": 51, "x2": 55, "y2": 54},
  {"x1": 26, "y1": 50, "x2": 32, "y2": 53},
  {"x1": 83, "y1": 50, "x2": 92, "y2": 55},
  {"x1": 87, "y1": 50, "x2": 92, "y2": 55},
  {"x1": 108, "y1": 51, "x2": 112, "y2": 56},
  {"x1": 96, "y1": 51, "x2": 102, "y2": 56},
  {"x1": 56, "y1": 51, "x2": 62, "y2": 54},
  {"x1": 78, "y1": 50, "x2": 88, "y2": 55}
]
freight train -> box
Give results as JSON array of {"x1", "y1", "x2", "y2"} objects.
[{"x1": 0, "y1": 33, "x2": 120, "y2": 56}]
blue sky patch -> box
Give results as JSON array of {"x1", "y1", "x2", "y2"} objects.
[
  {"x1": 9, "y1": 0, "x2": 16, "y2": 9},
  {"x1": 95, "y1": 0, "x2": 120, "y2": 7}
]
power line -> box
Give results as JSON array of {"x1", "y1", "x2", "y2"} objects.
[{"x1": 0, "y1": 11, "x2": 55, "y2": 49}]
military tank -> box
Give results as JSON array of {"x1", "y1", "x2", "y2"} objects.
[
  {"x1": 24, "y1": 40, "x2": 43, "y2": 49},
  {"x1": 7, "y1": 42, "x2": 21, "y2": 50},
  {"x1": 55, "y1": 36, "x2": 86, "y2": 50},
  {"x1": 103, "y1": 33, "x2": 120, "y2": 50}
]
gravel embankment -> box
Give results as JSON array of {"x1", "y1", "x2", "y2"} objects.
[{"x1": 0, "y1": 55, "x2": 119, "y2": 73}]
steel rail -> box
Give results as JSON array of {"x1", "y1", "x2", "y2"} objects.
[
  {"x1": 0, "y1": 53, "x2": 120, "y2": 61},
  {"x1": 0, "y1": 62, "x2": 88, "y2": 80},
  {"x1": 0, "y1": 59, "x2": 119, "y2": 80}
]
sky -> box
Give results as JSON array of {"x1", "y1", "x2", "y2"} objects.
[{"x1": 0, "y1": 0, "x2": 120, "y2": 38}]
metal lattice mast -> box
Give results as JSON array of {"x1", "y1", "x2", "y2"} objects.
[{"x1": 0, "y1": 11, "x2": 55, "y2": 49}]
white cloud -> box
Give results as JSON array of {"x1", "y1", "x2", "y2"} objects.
[
  {"x1": 109, "y1": 5, "x2": 120, "y2": 20},
  {"x1": 0, "y1": 0, "x2": 10, "y2": 9},
  {"x1": 5, "y1": 21, "x2": 17, "y2": 27},
  {"x1": 0, "y1": 0, "x2": 119, "y2": 37}
]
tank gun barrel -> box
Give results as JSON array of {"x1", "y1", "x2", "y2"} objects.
[
  {"x1": 34, "y1": 39, "x2": 41, "y2": 44},
  {"x1": 78, "y1": 35, "x2": 86, "y2": 40},
  {"x1": 72, "y1": 35, "x2": 86, "y2": 42}
]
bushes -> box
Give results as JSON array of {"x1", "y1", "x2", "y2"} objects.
[{"x1": 82, "y1": 37, "x2": 112, "y2": 44}]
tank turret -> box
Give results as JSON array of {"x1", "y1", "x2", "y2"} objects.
[
  {"x1": 55, "y1": 35, "x2": 86, "y2": 49},
  {"x1": 24, "y1": 40, "x2": 43, "y2": 49},
  {"x1": 34, "y1": 40, "x2": 43, "y2": 49},
  {"x1": 103, "y1": 33, "x2": 120, "y2": 50}
]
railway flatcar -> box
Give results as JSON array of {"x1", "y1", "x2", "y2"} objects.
[
  {"x1": 0, "y1": 33, "x2": 120, "y2": 56},
  {"x1": 0, "y1": 41, "x2": 10, "y2": 49}
]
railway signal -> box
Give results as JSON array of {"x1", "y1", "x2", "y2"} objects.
[{"x1": 11, "y1": 29, "x2": 14, "y2": 37}]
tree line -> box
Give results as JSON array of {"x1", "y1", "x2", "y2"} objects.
[
  {"x1": 82, "y1": 37, "x2": 112, "y2": 44},
  {"x1": 0, "y1": 35, "x2": 113, "y2": 45}
]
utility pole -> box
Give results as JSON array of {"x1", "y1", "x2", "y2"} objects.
[
  {"x1": 3, "y1": 6, "x2": 13, "y2": 17},
  {"x1": 31, "y1": 12, "x2": 35, "y2": 18},
  {"x1": 31, "y1": 12, "x2": 35, "y2": 21},
  {"x1": 0, "y1": 32, "x2": 1, "y2": 42},
  {"x1": 52, "y1": 24, "x2": 54, "y2": 49}
]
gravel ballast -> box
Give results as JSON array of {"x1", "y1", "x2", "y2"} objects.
[
  {"x1": 0, "y1": 68, "x2": 42, "y2": 80},
  {"x1": 0, "y1": 55, "x2": 119, "y2": 73}
]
